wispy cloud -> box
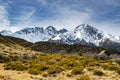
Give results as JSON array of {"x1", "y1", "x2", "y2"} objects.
[
  {"x1": 37, "y1": 7, "x2": 92, "y2": 30},
  {"x1": 18, "y1": 6, "x2": 36, "y2": 21},
  {"x1": 0, "y1": 5, "x2": 10, "y2": 31}
]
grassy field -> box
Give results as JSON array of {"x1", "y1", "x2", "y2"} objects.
[{"x1": 0, "y1": 54, "x2": 119, "y2": 80}]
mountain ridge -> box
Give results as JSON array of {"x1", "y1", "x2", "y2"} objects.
[{"x1": 1, "y1": 24, "x2": 120, "y2": 50}]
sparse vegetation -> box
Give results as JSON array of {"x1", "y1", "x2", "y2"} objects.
[
  {"x1": 3, "y1": 54, "x2": 120, "y2": 78},
  {"x1": 102, "y1": 64, "x2": 119, "y2": 71}
]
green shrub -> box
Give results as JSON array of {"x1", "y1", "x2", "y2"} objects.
[
  {"x1": 88, "y1": 62, "x2": 100, "y2": 67},
  {"x1": 48, "y1": 66, "x2": 64, "y2": 74},
  {"x1": 0, "y1": 75, "x2": 4, "y2": 79},
  {"x1": 71, "y1": 67, "x2": 83, "y2": 75},
  {"x1": 102, "y1": 64, "x2": 119, "y2": 71},
  {"x1": 9, "y1": 55, "x2": 19, "y2": 61},
  {"x1": 107, "y1": 65, "x2": 119, "y2": 71},
  {"x1": 87, "y1": 67, "x2": 94, "y2": 71},
  {"x1": 101, "y1": 64, "x2": 108, "y2": 70},
  {"x1": 32, "y1": 64, "x2": 49, "y2": 71},
  {"x1": 77, "y1": 75, "x2": 92, "y2": 80},
  {"x1": 0, "y1": 56, "x2": 10, "y2": 63},
  {"x1": 28, "y1": 69, "x2": 42, "y2": 75},
  {"x1": 4, "y1": 62, "x2": 28, "y2": 71},
  {"x1": 116, "y1": 69, "x2": 120, "y2": 75},
  {"x1": 93, "y1": 70, "x2": 104, "y2": 76}
]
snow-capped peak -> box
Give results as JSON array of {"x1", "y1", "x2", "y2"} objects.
[
  {"x1": 45, "y1": 26, "x2": 58, "y2": 36},
  {"x1": 51, "y1": 24, "x2": 120, "y2": 46},
  {"x1": 103, "y1": 33, "x2": 120, "y2": 42},
  {"x1": 73, "y1": 24, "x2": 104, "y2": 44},
  {"x1": 58, "y1": 29, "x2": 68, "y2": 33},
  {"x1": 0, "y1": 26, "x2": 68, "y2": 42},
  {"x1": 15, "y1": 27, "x2": 44, "y2": 34},
  {"x1": 0, "y1": 30, "x2": 13, "y2": 36}
]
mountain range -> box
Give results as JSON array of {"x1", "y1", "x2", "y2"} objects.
[{"x1": 1, "y1": 24, "x2": 120, "y2": 50}]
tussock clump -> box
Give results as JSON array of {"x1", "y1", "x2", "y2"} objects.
[
  {"x1": 93, "y1": 70, "x2": 104, "y2": 76},
  {"x1": 102, "y1": 64, "x2": 119, "y2": 71},
  {"x1": 71, "y1": 67, "x2": 84, "y2": 75},
  {"x1": 87, "y1": 67, "x2": 94, "y2": 71},
  {"x1": 4, "y1": 62, "x2": 28, "y2": 71},
  {"x1": 48, "y1": 66, "x2": 64, "y2": 75},
  {"x1": 77, "y1": 75, "x2": 92, "y2": 80},
  {"x1": 28, "y1": 69, "x2": 42, "y2": 75},
  {"x1": 116, "y1": 69, "x2": 120, "y2": 75}
]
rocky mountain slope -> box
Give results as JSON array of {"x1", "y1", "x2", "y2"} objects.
[
  {"x1": 0, "y1": 26, "x2": 68, "y2": 42},
  {"x1": 1, "y1": 24, "x2": 120, "y2": 50}
]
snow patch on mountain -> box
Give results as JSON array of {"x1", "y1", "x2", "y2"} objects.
[{"x1": 0, "y1": 30, "x2": 13, "y2": 36}]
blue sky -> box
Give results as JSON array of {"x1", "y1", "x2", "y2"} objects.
[{"x1": 0, "y1": 0, "x2": 120, "y2": 35}]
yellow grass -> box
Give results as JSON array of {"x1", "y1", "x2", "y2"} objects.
[{"x1": 0, "y1": 63, "x2": 120, "y2": 80}]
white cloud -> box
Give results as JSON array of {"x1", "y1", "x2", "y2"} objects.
[
  {"x1": 0, "y1": 5, "x2": 19, "y2": 32},
  {"x1": 11, "y1": 6, "x2": 36, "y2": 30},
  {"x1": 93, "y1": 21, "x2": 120, "y2": 36},
  {"x1": 26, "y1": 7, "x2": 92, "y2": 31},
  {"x1": 0, "y1": 5, "x2": 11, "y2": 31}
]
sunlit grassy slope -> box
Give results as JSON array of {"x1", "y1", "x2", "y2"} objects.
[
  {"x1": 0, "y1": 34, "x2": 40, "y2": 55},
  {"x1": 2, "y1": 54, "x2": 120, "y2": 80}
]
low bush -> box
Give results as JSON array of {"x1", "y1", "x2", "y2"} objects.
[
  {"x1": 102, "y1": 64, "x2": 119, "y2": 71},
  {"x1": 77, "y1": 75, "x2": 92, "y2": 80},
  {"x1": 48, "y1": 65, "x2": 64, "y2": 75},
  {"x1": 93, "y1": 70, "x2": 104, "y2": 76},
  {"x1": 31, "y1": 64, "x2": 49, "y2": 71},
  {"x1": 71, "y1": 67, "x2": 83, "y2": 75},
  {"x1": 4, "y1": 62, "x2": 28, "y2": 71},
  {"x1": 28, "y1": 69, "x2": 42, "y2": 75},
  {"x1": 87, "y1": 67, "x2": 94, "y2": 71},
  {"x1": 116, "y1": 69, "x2": 120, "y2": 75},
  {"x1": 107, "y1": 65, "x2": 119, "y2": 71},
  {"x1": 0, "y1": 75, "x2": 4, "y2": 79},
  {"x1": 114, "y1": 59, "x2": 120, "y2": 65},
  {"x1": 88, "y1": 62, "x2": 100, "y2": 67}
]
